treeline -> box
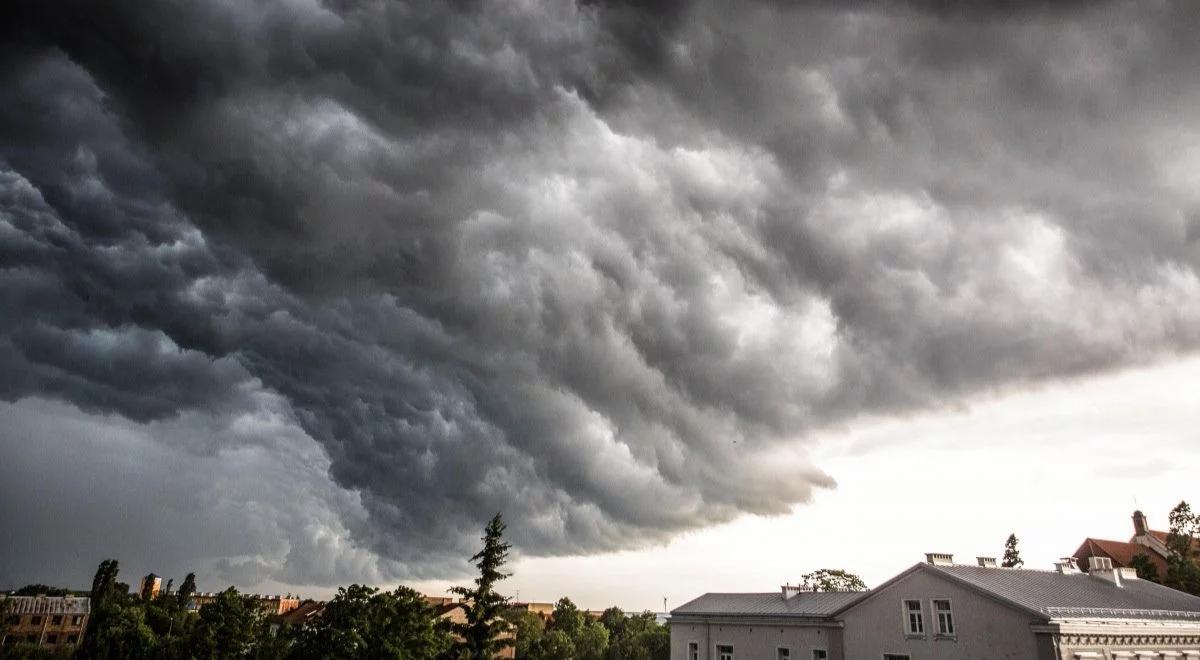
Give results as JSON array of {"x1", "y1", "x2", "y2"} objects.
[
  {"x1": 0, "y1": 515, "x2": 669, "y2": 660},
  {"x1": 509, "y1": 599, "x2": 668, "y2": 660}
]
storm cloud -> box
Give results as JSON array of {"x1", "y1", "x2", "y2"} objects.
[{"x1": 3, "y1": 0, "x2": 1200, "y2": 586}]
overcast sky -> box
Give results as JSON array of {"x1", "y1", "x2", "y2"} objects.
[{"x1": 2, "y1": 0, "x2": 1199, "y2": 610}]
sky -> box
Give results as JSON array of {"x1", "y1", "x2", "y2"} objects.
[{"x1": 1, "y1": 0, "x2": 1199, "y2": 611}]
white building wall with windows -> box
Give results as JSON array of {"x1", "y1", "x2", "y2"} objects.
[
  {"x1": 839, "y1": 566, "x2": 1047, "y2": 660},
  {"x1": 669, "y1": 618, "x2": 843, "y2": 660}
]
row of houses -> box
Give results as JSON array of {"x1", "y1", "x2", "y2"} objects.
[{"x1": 669, "y1": 511, "x2": 1200, "y2": 660}]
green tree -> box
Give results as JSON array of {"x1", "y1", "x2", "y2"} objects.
[
  {"x1": 536, "y1": 630, "x2": 574, "y2": 660},
  {"x1": 1129, "y1": 553, "x2": 1162, "y2": 583},
  {"x1": 290, "y1": 584, "x2": 452, "y2": 659},
  {"x1": 504, "y1": 610, "x2": 545, "y2": 659},
  {"x1": 79, "y1": 559, "x2": 126, "y2": 659},
  {"x1": 450, "y1": 514, "x2": 514, "y2": 660},
  {"x1": 84, "y1": 602, "x2": 158, "y2": 660},
  {"x1": 1002, "y1": 533, "x2": 1023, "y2": 568},
  {"x1": 604, "y1": 613, "x2": 666, "y2": 660},
  {"x1": 176, "y1": 573, "x2": 197, "y2": 610},
  {"x1": 186, "y1": 587, "x2": 266, "y2": 658},
  {"x1": 799, "y1": 569, "x2": 867, "y2": 592},
  {"x1": 575, "y1": 622, "x2": 610, "y2": 660},
  {"x1": 597, "y1": 608, "x2": 625, "y2": 639},
  {"x1": 1165, "y1": 501, "x2": 1200, "y2": 595},
  {"x1": 547, "y1": 598, "x2": 584, "y2": 639}
]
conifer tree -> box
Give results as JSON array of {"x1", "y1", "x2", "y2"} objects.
[
  {"x1": 1002, "y1": 533, "x2": 1023, "y2": 568},
  {"x1": 451, "y1": 513, "x2": 515, "y2": 660}
]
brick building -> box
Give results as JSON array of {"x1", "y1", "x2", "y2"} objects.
[{"x1": 0, "y1": 595, "x2": 90, "y2": 651}]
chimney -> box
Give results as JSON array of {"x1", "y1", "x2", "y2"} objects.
[
  {"x1": 1088, "y1": 556, "x2": 1122, "y2": 587},
  {"x1": 1133, "y1": 510, "x2": 1149, "y2": 537},
  {"x1": 1055, "y1": 557, "x2": 1080, "y2": 575},
  {"x1": 925, "y1": 553, "x2": 954, "y2": 566},
  {"x1": 781, "y1": 584, "x2": 801, "y2": 600},
  {"x1": 1118, "y1": 567, "x2": 1140, "y2": 581},
  {"x1": 977, "y1": 557, "x2": 998, "y2": 568}
]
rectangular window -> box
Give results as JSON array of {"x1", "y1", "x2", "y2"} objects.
[
  {"x1": 812, "y1": 651, "x2": 828, "y2": 660},
  {"x1": 46, "y1": 634, "x2": 58, "y2": 644},
  {"x1": 30, "y1": 616, "x2": 42, "y2": 626},
  {"x1": 66, "y1": 635, "x2": 78, "y2": 644},
  {"x1": 688, "y1": 642, "x2": 699, "y2": 660},
  {"x1": 52, "y1": 615, "x2": 63, "y2": 626},
  {"x1": 903, "y1": 599, "x2": 923, "y2": 635},
  {"x1": 777, "y1": 648, "x2": 790, "y2": 660},
  {"x1": 883, "y1": 655, "x2": 911, "y2": 660},
  {"x1": 718, "y1": 644, "x2": 734, "y2": 660},
  {"x1": 933, "y1": 599, "x2": 955, "y2": 635},
  {"x1": 4, "y1": 615, "x2": 17, "y2": 625},
  {"x1": 72, "y1": 616, "x2": 84, "y2": 626}
]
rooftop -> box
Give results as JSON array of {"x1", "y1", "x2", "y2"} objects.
[
  {"x1": 928, "y1": 563, "x2": 1200, "y2": 621},
  {"x1": 0, "y1": 595, "x2": 91, "y2": 615},
  {"x1": 672, "y1": 591, "x2": 867, "y2": 618}
]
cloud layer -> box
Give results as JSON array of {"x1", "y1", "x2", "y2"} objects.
[{"x1": 3, "y1": 0, "x2": 1200, "y2": 586}]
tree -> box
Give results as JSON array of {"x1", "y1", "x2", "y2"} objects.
[
  {"x1": 535, "y1": 630, "x2": 574, "y2": 660},
  {"x1": 290, "y1": 584, "x2": 452, "y2": 660},
  {"x1": 575, "y1": 622, "x2": 610, "y2": 660},
  {"x1": 186, "y1": 587, "x2": 266, "y2": 658},
  {"x1": 83, "y1": 602, "x2": 158, "y2": 660},
  {"x1": 450, "y1": 514, "x2": 514, "y2": 660},
  {"x1": 80, "y1": 559, "x2": 125, "y2": 659},
  {"x1": 176, "y1": 573, "x2": 197, "y2": 610},
  {"x1": 597, "y1": 607, "x2": 625, "y2": 639},
  {"x1": 547, "y1": 598, "x2": 584, "y2": 639},
  {"x1": 799, "y1": 569, "x2": 867, "y2": 592},
  {"x1": 505, "y1": 610, "x2": 545, "y2": 659},
  {"x1": 1129, "y1": 553, "x2": 1162, "y2": 583},
  {"x1": 604, "y1": 612, "x2": 667, "y2": 660},
  {"x1": 1165, "y1": 501, "x2": 1200, "y2": 595},
  {"x1": 1002, "y1": 533, "x2": 1023, "y2": 568}
]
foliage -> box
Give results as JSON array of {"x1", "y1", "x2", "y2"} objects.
[
  {"x1": 289, "y1": 584, "x2": 452, "y2": 660},
  {"x1": 1002, "y1": 533, "x2": 1023, "y2": 568},
  {"x1": 1166, "y1": 501, "x2": 1200, "y2": 595},
  {"x1": 449, "y1": 514, "x2": 514, "y2": 660},
  {"x1": 505, "y1": 610, "x2": 545, "y2": 659},
  {"x1": 546, "y1": 598, "x2": 584, "y2": 639},
  {"x1": 84, "y1": 601, "x2": 159, "y2": 660},
  {"x1": 176, "y1": 573, "x2": 197, "y2": 610},
  {"x1": 603, "y1": 612, "x2": 667, "y2": 660},
  {"x1": 186, "y1": 587, "x2": 268, "y2": 659},
  {"x1": 0, "y1": 643, "x2": 75, "y2": 660},
  {"x1": 799, "y1": 569, "x2": 867, "y2": 592},
  {"x1": 1129, "y1": 553, "x2": 1161, "y2": 583}
]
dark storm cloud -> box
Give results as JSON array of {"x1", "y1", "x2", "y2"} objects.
[{"x1": 2, "y1": 0, "x2": 1200, "y2": 583}]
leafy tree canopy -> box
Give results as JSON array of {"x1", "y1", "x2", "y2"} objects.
[{"x1": 799, "y1": 569, "x2": 867, "y2": 592}]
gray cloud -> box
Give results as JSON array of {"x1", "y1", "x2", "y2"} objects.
[{"x1": 2, "y1": 0, "x2": 1200, "y2": 586}]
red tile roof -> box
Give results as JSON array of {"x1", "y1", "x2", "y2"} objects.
[{"x1": 1073, "y1": 538, "x2": 1168, "y2": 576}]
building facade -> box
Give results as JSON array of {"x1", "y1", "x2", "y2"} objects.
[
  {"x1": 671, "y1": 554, "x2": 1200, "y2": 660},
  {"x1": 0, "y1": 595, "x2": 90, "y2": 651}
]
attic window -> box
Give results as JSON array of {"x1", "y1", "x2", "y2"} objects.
[{"x1": 903, "y1": 600, "x2": 924, "y2": 636}]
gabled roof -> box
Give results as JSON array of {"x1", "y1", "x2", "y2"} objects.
[
  {"x1": 837, "y1": 562, "x2": 1200, "y2": 622},
  {"x1": 1075, "y1": 537, "x2": 1169, "y2": 575},
  {"x1": 671, "y1": 591, "x2": 867, "y2": 619}
]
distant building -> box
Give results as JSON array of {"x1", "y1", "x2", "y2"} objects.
[
  {"x1": 186, "y1": 592, "x2": 301, "y2": 616},
  {"x1": 1073, "y1": 510, "x2": 1200, "y2": 579},
  {"x1": 437, "y1": 601, "x2": 517, "y2": 659},
  {"x1": 0, "y1": 595, "x2": 90, "y2": 650},
  {"x1": 670, "y1": 553, "x2": 1200, "y2": 660},
  {"x1": 138, "y1": 573, "x2": 162, "y2": 600},
  {"x1": 505, "y1": 601, "x2": 556, "y2": 620}
]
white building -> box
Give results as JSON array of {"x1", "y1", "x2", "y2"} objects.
[{"x1": 670, "y1": 554, "x2": 1200, "y2": 660}]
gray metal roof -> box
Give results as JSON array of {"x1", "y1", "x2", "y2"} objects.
[
  {"x1": 930, "y1": 564, "x2": 1200, "y2": 621},
  {"x1": 672, "y1": 591, "x2": 867, "y2": 618}
]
